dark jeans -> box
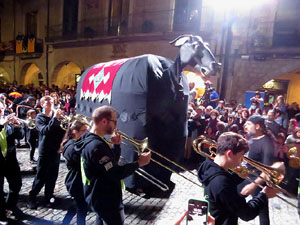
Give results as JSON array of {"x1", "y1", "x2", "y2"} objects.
[
  {"x1": 0, "y1": 160, "x2": 22, "y2": 214},
  {"x1": 95, "y1": 208, "x2": 125, "y2": 225},
  {"x1": 26, "y1": 128, "x2": 38, "y2": 160},
  {"x1": 29, "y1": 155, "x2": 60, "y2": 199},
  {"x1": 62, "y1": 195, "x2": 88, "y2": 225}
]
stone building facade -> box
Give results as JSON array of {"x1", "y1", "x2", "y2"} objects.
[{"x1": 0, "y1": 0, "x2": 300, "y2": 105}]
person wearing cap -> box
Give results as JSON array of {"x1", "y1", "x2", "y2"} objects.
[
  {"x1": 240, "y1": 114, "x2": 277, "y2": 225},
  {"x1": 250, "y1": 91, "x2": 264, "y2": 104}
]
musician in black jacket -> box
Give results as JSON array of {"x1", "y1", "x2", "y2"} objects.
[
  {"x1": 198, "y1": 132, "x2": 277, "y2": 225},
  {"x1": 0, "y1": 102, "x2": 24, "y2": 222},
  {"x1": 78, "y1": 105, "x2": 151, "y2": 225},
  {"x1": 28, "y1": 95, "x2": 65, "y2": 209},
  {"x1": 61, "y1": 120, "x2": 89, "y2": 225}
]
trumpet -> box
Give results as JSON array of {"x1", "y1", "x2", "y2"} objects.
[
  {"x1": 3, "y1": 114, "x2": 36, "y2": 129},
  {"x1": 193, "y1": 135, "x2": 300, "y2": 209},
  {"x1": 16, "y1": 118, "x2": 36, "y2": 129},
  {"x1": 58, "y1": 115, "x2": 73, "y2": 130},
  {"x1": 57, "y1": 113, "x2": 93, "y2": 130}
]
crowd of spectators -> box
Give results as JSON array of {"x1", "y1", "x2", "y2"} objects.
[
  {"x1": 0, "y1": 83, "x2": 77, "y2": 117},
  {"x1": 187, "y1": 88, "x2": 300, "y2": 195}
]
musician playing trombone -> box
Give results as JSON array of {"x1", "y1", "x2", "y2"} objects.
[
  {"x1": 28, "y1": 95, "x2": 65, "y2": 209},
  {"x1": 77, "y1": 105, "x2": 151, "y2": 225},
  {"x1": 198, "y1": 132, "x2": 278, "y2": 225}
]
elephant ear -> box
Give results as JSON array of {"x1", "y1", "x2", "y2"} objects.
[{"x1": 169, "y1": 35, "x2": 192, "y2": 47}]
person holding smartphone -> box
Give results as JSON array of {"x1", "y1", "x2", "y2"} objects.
[{"x1": 198, "y1": 132, "x2": 278, "y2": 225}]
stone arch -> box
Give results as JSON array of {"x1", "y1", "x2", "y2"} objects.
[
  {"x1": 20, "y1": 63, "x2": 43, "y2": 86},
  {"x1": 0, "y1": 67, "x2": 11, "y2": 84},
  {"x1": 51, "y1": 61, "x2": 81, "y2": 88}
]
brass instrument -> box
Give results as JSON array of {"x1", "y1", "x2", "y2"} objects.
[
  {"x1": 58, "y1": 114, "x2": 74, "y2": 130},
  {"x1": 287, "y1": 147, "x2": 300, "y2": 169},
  {"x1": 193, "y1": 135, "x2": 300, "y2": 209},
  {"x1": 114, "y1": 130, "x2": 203, "y2": 191},
  {"x1": 16, "y1": 118, "x2": 36, "y2": 129},
  {"x1": 65, "y1": 114, "x2": 202, "y2": 191},
  {"x1": 4, "y1": 115, "x2": 36, "y2": 129}
]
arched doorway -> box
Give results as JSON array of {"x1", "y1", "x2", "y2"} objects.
[
  {"x1": 258, "y1": 70, "x2": 300, "y2": 105},
  {"x1": 21, "y1": 63, "x2": 44, "y2": 87},
  {"x1": 185, "y1": 71, "x2": 206, "y2": 99},
  {"x1": 0, "y1": 67, "x2": 11, "y2": 84},
  {"x1": 52, "y1": 62, "x2": 81, "y2": 88}
]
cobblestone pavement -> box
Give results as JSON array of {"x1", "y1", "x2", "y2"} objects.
[{"x1": 3, "y1": 147, "x2": 300, "y2": 225}]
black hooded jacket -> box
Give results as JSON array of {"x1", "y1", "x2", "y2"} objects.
[
  {"x1": 63, "y1": 139, "x2": 84, "y2": 199},
  {"x1": 77, "y1": 131, "x2": 139, "y2": 213},
  {"x1": 198, "y1": 159, "x2": 268, "y2": 225}
]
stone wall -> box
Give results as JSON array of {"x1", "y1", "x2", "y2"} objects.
[{"x1": 227, "y1": 57, "x2": 300, "y2": 103}]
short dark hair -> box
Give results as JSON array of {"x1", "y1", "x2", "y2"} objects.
[
  {"x1": 92, "y1": 105, "x2": 116, "y2": 124},
  {"x1": 216, "y1": 132, "x2": 248, "y2": 155},
  {"x1": 210, "y1": 109, "x2": 219, "y2": 116}
]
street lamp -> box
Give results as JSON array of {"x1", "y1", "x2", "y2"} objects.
[{"x1": 205, "y1": 0, "x2": 271, "y2": 100}]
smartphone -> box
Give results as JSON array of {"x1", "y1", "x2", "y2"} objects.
[{"x1": 186, "y1": 199, "x2": 209, "y2": 225}]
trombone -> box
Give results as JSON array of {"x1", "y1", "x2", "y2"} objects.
[
  {"x1": 65, "y1": 114, "x2": 202, "y2": 191},
  {"x1": 193, "y1": 135, "x2": 300, "y2": 209},
  {"x1": 114, "y1": 129, "x2": 202, "y2": 190}
]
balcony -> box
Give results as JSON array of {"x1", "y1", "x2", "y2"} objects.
[
  {"x1": 16, "y1": 37, "x2": 44, "y2": 59},
  {"x1": 45, "y1": 10, "x2": 210, "y2": 43}
]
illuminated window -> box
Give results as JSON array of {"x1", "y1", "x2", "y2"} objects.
[{"x1": 173, "y1": 0, "x2": 202, "y2": 32}]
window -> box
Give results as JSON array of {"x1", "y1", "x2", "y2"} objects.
[
  {"x1": 108, "y1": 0, "x2": 130, "y2": 35},
  {"x1": 173, "y1": 0, "x2": 202, "y2": 32},
  {"x1": 0, "y1": 17, "x2": 1, "y2": 42},
  {"x1": 26, "y1": 12, "x2": 37, "y2": 37},
  {"x1": 63, "y1": 0, "x2": 78, "y2": 37},
  {"x1": 273, "y1": 0, "x2": 300, "y2": 47}
]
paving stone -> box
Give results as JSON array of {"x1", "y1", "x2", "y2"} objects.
[{"x1": 2, "y1": 146, "x2": 299, "y2": 224}]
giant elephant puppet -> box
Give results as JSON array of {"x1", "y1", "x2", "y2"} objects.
[{"x1": 76, "y1": 35, "x2": 220, "y2": 198}]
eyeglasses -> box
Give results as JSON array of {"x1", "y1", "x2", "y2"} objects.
[{"x1": 109, "y1": 119, "x2": 117, "y2": 124}]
